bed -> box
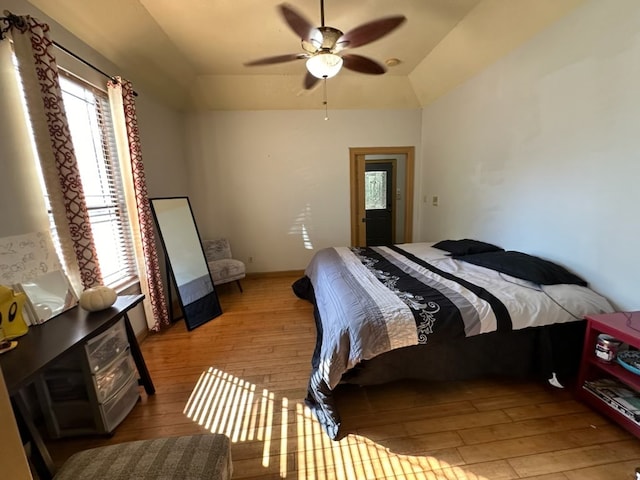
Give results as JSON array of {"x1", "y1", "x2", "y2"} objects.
[{"x1": 292, "y1": 240, "x2": 614, "y2": 439}]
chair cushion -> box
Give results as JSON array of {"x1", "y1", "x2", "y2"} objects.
[
  {"x1": 208, "y1": 259, "x2": 246, "y2": 285},
  {"x1": 54, "y1": 434, "x2": 232, "y2": 480},
  {"x1": 203, "y1": 239, "x2": 232, "y2": 262}
]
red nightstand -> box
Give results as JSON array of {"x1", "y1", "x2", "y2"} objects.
[{"x1": 576, "y1": 311, "x2": 640, "y2": 438}]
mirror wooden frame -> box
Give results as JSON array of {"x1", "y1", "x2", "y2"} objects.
[{"x1": 149, "y1": 196, "x2": 222, "y2": 330}]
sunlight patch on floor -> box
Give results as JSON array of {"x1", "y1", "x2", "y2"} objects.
[{"x1": 184, "y1": 368, "x2": 489, "y2": 479}]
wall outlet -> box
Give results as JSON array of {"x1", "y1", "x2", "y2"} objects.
[
  {"x1": 248, "y1": 256, "x2": 253, "y2": 263},
  {"x1": 432, "y1": 195, "x2": 439, "y2": 206}
]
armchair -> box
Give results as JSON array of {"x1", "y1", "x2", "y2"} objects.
[{"x1": 203, "y1": 238, "x2": 246, "y2": 292}]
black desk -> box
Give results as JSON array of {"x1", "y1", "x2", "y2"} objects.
[{"x1": 0, "y1": 294, "x2": 154, "y2": 480}]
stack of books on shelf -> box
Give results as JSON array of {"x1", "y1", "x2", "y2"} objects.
[{"x1": 584, "y1": 378, "x2": 640, "y2": 424}]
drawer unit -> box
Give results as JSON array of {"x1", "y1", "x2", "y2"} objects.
[
  {"x1": 36, "y1": 317, "x2": 140, "y2": 438},
  {"x1": 85, "y1": 318, "x2": 129, "y2": 373},
  {"x1": 93, "y1": 349, "x2": 137, "y2": 403},
  {"x1": 101, "y1": 375, "x2": 140, "y2": 432}
]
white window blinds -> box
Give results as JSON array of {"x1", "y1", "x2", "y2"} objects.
[{"x1": 53, "y1": 72, "x2": 138, "y2": 288}]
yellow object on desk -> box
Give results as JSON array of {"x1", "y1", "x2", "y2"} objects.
[{"x1": 0, "y1": 285, "x2": 29, "y2": 339}]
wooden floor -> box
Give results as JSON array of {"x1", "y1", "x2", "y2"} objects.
[{"x1": 47, "y1": 273, "x2": 640, "y2": 479}]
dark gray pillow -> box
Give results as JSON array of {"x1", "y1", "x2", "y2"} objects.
[
  {"x1": 432, "y1": 239, "x2": 504, "y2": 256},
  {"x1": 454, "y1": 250, "x2": 588, "y2": 286}
]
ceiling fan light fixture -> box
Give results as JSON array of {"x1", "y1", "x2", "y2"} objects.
[{"x1": 306, "y1": 52, "x2": 343, "y2": 79}]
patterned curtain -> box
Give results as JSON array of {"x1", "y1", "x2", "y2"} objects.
[
  {"x1": 108, "y1": 78, "x2": 170, "y2": 331},
  {"x1": 7, "y1": 15, "x2": 102, "y2": 292}
]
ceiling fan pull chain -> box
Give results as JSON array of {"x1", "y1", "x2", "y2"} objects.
[{"x1": 323, "y1": 78, "x2": 329, "y2": 121}]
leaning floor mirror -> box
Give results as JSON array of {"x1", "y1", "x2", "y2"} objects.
[{"x1": 150, "y1": 196, "x2": 222, "y2": 330}]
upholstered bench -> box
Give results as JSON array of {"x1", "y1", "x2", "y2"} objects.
[{"x1": 54, "y1": 434, "x2": 232, "y2": 479}]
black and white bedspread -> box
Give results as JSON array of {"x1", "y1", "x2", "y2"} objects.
[{"x1": 293, "y1": 243, "x2": 613, "y2": 439}]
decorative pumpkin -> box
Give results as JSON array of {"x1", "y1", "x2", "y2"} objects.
[{"x1": 79, "y1": 286, "x2": 117, "y2": 312}]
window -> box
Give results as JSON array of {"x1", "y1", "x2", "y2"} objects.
[
  {"x1": 365, "y1": 171, "x2": 387, "y2": 210},
  {"x1": 48, "y1": 73, "x2": 137, "y2": 288},
  {"x1": 10, "y1": 42, "x2": 137, "y2": 290}
]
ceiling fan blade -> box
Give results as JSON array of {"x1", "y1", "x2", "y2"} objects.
[
  {"x1": 339, "y1": 15, "x2": 406, "y2": 49},
  {"x1": 279, "y1": 3, "x2": 316, "y2": 42},
  {"x1": 342, "y1": 54, "x2": 386, "y2": 75},
  {"x1": 244, "y1": 53, "x2": 307, "y2": 66},
  {"x1": 303, "y1": 71, "x2": 320, "y2": 90}
]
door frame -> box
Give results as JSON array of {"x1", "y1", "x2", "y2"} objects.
[{"x1": 349, "y1": 146, "x2": 415, "y2": 247}]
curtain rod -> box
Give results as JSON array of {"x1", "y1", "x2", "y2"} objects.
[{"x1": 1, "y1": 11, "x2": 138, "y2": 96}]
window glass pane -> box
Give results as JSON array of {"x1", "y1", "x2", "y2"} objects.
[
  {"x1": 56, "y1": 73, "x2": 137, "y2": 288},
  {"x1": 60, "y1": 76, "x2": 110, "y2": 209},
  {"x1": 365, "y1": 171, "x2": 387, "y2": 210},
  {"x1": 89, "y1": 208, "x2": 130, "y2": 285}
]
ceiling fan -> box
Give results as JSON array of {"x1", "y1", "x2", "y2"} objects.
[{"x1": 244, "y1": 0, "x2": 406, "y2": 90}]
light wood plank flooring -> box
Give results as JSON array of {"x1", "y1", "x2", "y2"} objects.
[{"x1": 47, "y1": 273, "x2": 640, "y2": 479}]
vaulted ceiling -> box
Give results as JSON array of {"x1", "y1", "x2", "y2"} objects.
[{"x1": 26, "y1": 0, "x2": 584, "y2": 110}]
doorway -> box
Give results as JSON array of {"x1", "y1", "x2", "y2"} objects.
[
  {"x1": 364, "y1": 160, "x2": 395, "y2": 246},
  {"x1": 350, "y1": 146, "x2": 415, "y2": 247}
]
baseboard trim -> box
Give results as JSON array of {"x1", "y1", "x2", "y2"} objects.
[{"x1": 245, "y1": 270, "x2": 304, "y2": 279}]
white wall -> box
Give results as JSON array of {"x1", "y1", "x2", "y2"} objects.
[
  {"x1": 0, "y1": 40, "x2": 50, "y2": 237},
  {"x1": 186, "y1": 109, "x2": 422, "y2": 272},
  {"x1": 136, "y1": 96, "x2": 190, "y2": 197},
  {"x1": 419, "y1": 0, "x2": 640, "y2": 311}
]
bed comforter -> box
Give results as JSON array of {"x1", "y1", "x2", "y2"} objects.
[{"x1": 293, "y1": 243, "x2": 614, "y2": 439}]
